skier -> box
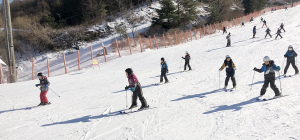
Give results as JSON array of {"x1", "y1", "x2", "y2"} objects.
[
  {"x1": 285, "y1": 7, "x2": 288, "y2": 11},
  {"x1": 284, "y1": 45, "x2": 299, "y2": 76},
  {"x1": 260, "y1": 17, "x2": 263, "y2": 23},
  {"x1": 125, "y1": 68, "x2": 149, "y2": 110},
  {"x1": 275, "y1": 28, "x2": 283, "y2": 39},
  {"x1": 253, "y1": 26, "x2": 256, "y2": 38},
  {"x1": 280, "y1": 23, "x2": 285, "y2": 32},
  {"x1": 226, "y1": 33, "x2": 231, "y2": 47},
  {"x1": 271, "y1": 8, "x2": 274, "y2": 13},
  {"x1": 182, "y1": 51, "x2": 192, "y2": 71},
  {"x1": 35, "y1": 73, "x2": 51, "y2": 106},
  {"x1": 241, "y1": 22, "x2": 245, "y2": 27},
  {"x1": 223, "y1": 27, "x2": 227, "y2": 34},
  {"x1": 253, "y1": 56, "x2": 281, "y2": 99},
  {"x1": 265, "y1": 28, "x2": 272, "y2": 38},
  {"x1": 249, "y1": 17, "x2": 254, "y2": 23},
  {"x1": 262, "y1": 20, "x2": 267, "y2": 28},
  {"x1": 219, "y1": 55, "x2": 237, "y2": 90},
  {"x1": 160, "y1": 57, "x2": 169, "y2": 84}
]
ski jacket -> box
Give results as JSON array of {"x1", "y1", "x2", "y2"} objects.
[
  {"x1": 285, "y1": 50, "x2": 297, "y2": 60},
  {"x1": 255, "y1": 61, "x2": 278, "y2": 80},
  {"x1": 161, "y1": 62, "x2": 168, "y2": 72},
  {"x1": 276, "y1": 30, "x2": 281, "y2": 34},
  {"x1": 226, "y1": 35, "x2": 231, "y2": 39},
  {"x1": 223, "y1": 27, "x2": 226, "y2": 31},
  {"x1": 253, "y1": 27, "x2": 256, "y2": 33},
  {"x1": 263, "y1": 20, "x2": 266, "y2": 24},
  {"x1": 220, "y1": 59, "x2": 236, "y2": 76},
  {"x1": 280, "y1": 24, "x2": 284, "y2": 28},
  {"x1": 182, "y1": 54, "x2": 191, "y2": 63},
  {"x1": 266, "y1": 29, "x2": 271, "y2": 33},
  {"x1": 128, "y1": 73, "x2": 139, "y2": 88},
  {"x1": 39, "y1": 76, "x2": 50, "y2": 91}
]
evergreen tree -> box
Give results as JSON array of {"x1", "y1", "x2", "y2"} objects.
[
  {"x1": 177, "y1": 0, "x2": 199, "y2": 30},
  {"x1": 243, "y1": 0, "x2": 268, "y2": 14},
  {"x1": 152, "y1": 0, "x2": 181, "y2": 29},
  {"x1": 208, "y1": 3, "x2": 220, "y2": 24}
]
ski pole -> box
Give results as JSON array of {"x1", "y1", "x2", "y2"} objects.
[
  {"x1": 49, "y1": 87, "x2": 61, "y2": 97},
  {"x1": 219, "y1": 71, "x2": 220, "y2": 89},
  {"x1": 282, "y1": 58, "x2": 286, "y2": 74},
  {"x1": 179, "y1": 59, "x2": 183, "y2": 70},
  {"x1": 169, "y1": 73, "x2": 177, "y2": 79},
  {"x1": 250, "y1": 71, "x2": 255, "y2": 90},
  {"x1": 277, "y1": 71, "x2": 283, "y2": 92},
  {"x1": 126, "y1": 90, "x2": 128, "y2": 108}
]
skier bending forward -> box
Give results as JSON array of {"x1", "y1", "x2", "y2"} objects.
[{"x1": 35, "y1": 73, "x2": 51, "y2": 106}]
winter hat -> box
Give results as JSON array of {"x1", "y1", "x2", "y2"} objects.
[
  {"x1": 288, "y1": 45, "x2": 293, "y2": 48},
  {"x1": 225, "y1": 55, "x2": 230, "y2": 59},
  {"x1": 186, "y1": 51, "x2": 188, "y2": 54},
  {"x1": 161, "y1": 57, "x2": 165, "y2": 61},
  {"x1": 125, "y1": 68, "x2": 133, "y2": 75},
  {"x1": 37, "y1": 73, "x2": 43, "y2": 77},
  {"x1": 263, "y1": 56, "x2": 271, "y2": 62}
]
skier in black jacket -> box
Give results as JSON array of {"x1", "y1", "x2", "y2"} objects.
[
  {"x1": 253, "y1": 56, "x2": 281, "y2": 99},
  {"x1": 219, "y1": 55, "x2": 237, "y2": 89},
  {"x1": 280, "y1": 23, "x2": 285, "y2": 32},
  {"x1": 275, "y1": 28, "x2": 283, "y2": 39},
  {"x1": 265, "y1": 28, "x2": 272, "y2": 38},
  {"x1": 182, "y1": 51, "x2": 192, "y2": 71},
  {"x1": 262, "y1": 20, "x2": 267, "y2": 28},
  {"x1": 284, "y1": 45, "x2": 299, "y2": 76},
  {"x1": 223, "y1": 27, "x2": 227, "y2": 34}
]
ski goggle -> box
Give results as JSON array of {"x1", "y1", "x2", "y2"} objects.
[{"x1": 289, "y1": 48, "x2": 293, "y2": 50}]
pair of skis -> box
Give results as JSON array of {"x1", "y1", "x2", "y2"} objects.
[
  {"x1": 257, "y1": 95, "x2": 288, "y2": 101},
  {"x1": 119, "y1": 107, "x2": 152, "y2": 114}
]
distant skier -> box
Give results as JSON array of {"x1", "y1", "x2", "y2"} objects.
[
  {"x1": 253, "y1": 26, "x2": 256, "y2": 38},
  {"x1": 125, "y1": 68, "x2": 149, "y2": 110},
  {"x1": 241, "y1": 22, "x2": 245, "y2": 27},
  {"x1": 265, "y1": 28, "x2": 272, "y2": 38},
  {"x1": 35, "y1": 73, "x2": 51, "y2": 106},
  {"x1": 226, "y1": 33, "x2": 231, "y2": 47},
  {"x1": 285, "y1": 7, "x2": 288, "y2": 10},
  {"x1": 249, "y1": 17, "x2": 254, "y2": 23},
  {"x1": 223, "y1": 27, "x2": 227, "y2": 34},
  {"x1": 260, "y1": 17, "x2": 263, "y2": 23},
  {"x1": 284, "y1": 45, "x2": 299, "y2": 76},
  {"x1": 182, "y1": 51, "x2": 192, "y2": 71},
  {"x1": 219, "y1": 55, "x2": 237, "y2": 90},
  {"x1": 275, "y1": 28, "x2": 283, "y2": 39},
  {"x1": 253, "y1": 56, "x2": 281, "y2": 99},
  {"x1": 262, "y1": 20, "x2": 267, "y2": 28},
  {"x1": 280, "y1": 23, "x2": 285, "y2": 32},
  {"x1": 160, "y1": 57, "x2": 169, "y2": 84},
  {"x1": 271, "y1": 8, "x2": 274, "y2": 13}
]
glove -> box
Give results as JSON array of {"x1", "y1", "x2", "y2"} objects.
[
  {"x1": 253, "y1": 67, "x2": 257, "y2": 71},
  {"x1": 219, "y1": 69, "x2": 221, "y2": 72},
  {"x1": 167, "y1": 70, "x2": 169, "y2": 74},
  {"x1": 45, "y1": 84, "x2": 49, "y2": 87},
  {"x1": 296, "y1": 54, "x2": 298, "y2": 57},
  {"x1": 277, "y1": 66, "x2": 281, "y2": 71},
  {"x1": 130, "y1": 88, "x2": 135, "y2": 92},
  {"x1": 125, "y1": 86, "x2": 130, "y2": 90},
  {"x1": 234, "y1": 68, "x2": 237, "y2": 70},
  {"x1": 284, "y1": 54, "x2": 287, "y2": 58},
  {"x1": 35, "y1": 84, "x2": 40, "y2": 87}
]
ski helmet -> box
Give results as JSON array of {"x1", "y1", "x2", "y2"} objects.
[
  {"x1": 37, "y1": 72, "x2": 43, "y2": 77},
  {"x1": 161, "y1": 57, "x2": 165, "y2": 61},
  {"x1": 125, "y1": 68, "x2": 133, "y2": 75},
  {"x1": 263, "y1": 56, "x2": 271, "y2": 62},
  {"x1": 288, "y1": 45, "x2": 293, "y2": 48},
  {"x1": 225, "y1": 55, "x2": 231, "y2": 59}
]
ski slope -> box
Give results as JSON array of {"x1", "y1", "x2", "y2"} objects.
[{"x1": 1, "y1": 6, "x2": 300, "y2": 140}]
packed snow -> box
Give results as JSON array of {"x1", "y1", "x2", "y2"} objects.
[{"x1": 1, "y1": 5, "x2": 300, "y2": 140}]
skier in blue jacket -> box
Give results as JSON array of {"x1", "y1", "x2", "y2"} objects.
[
  {"x1": 160, "y1": 57, "x2": 169, "y2": 84},
  {"x1": 253, "y1": 26, "x2": 256, "y2": 38},
  {"x1": 265, "y1": 28, "x2": 272, "y2": 38},
  {"x1": 253, "y1": 56, "x2": 281, "y2": 99},
  {"x1": 284, "y1": 45, "x2": 299, "y2": 76}
]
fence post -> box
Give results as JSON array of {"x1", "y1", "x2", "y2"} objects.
[
  {"x1": 102, "y1": 43, "x2": 107, "y2": 62},
  {"x1": 190, "y1": 30, "x2": 192, "y2": 41},
  {"x1": 185, "y1": 31, "x2": 188, "y2": 42},
  {"x1": 203, "y1": 27, "x2": 206, "y2": 36},
  {"x1": 180, "y1": 31, "x2": 183, "y2": 44},
  {"x1": 90, "y1": 46, "x2": 93, "y2": 60},
  {"x1": 62, "y1": 53, "x2": 67, "y2": 74},
  {"x1": 199, "y1": 28, "x2": 201, "y2": 38},
  {"x1": 47, "y1": 58, "x2": 50, "y2": 77},
  {"x1": 149, "y1": 36, "x2": 153, "y2": 49},
  {"x1": 115, "y1": 39, "x2": 121, "y2": 57},
  {"x1": 32, "y1": 58, "x2": 34, "y2": 80},
  {"x1": 175, "y1": 31, "x2": 178, "y2": 45},
  {"x1": 77, "y1": 50, "x2": 80, "y2": 71},
  {"x1": 163, "y1": 34, "x2": 167, "y2": 48},
  {"x1": 139, "y1": 36, "x2": 143, "y2": 52},
  {"x1": 127, "y1": 36, "x2": 132, "y2": 55},
  {"x1": 154, "y1": 35, "x2": 159, "y2": 49},
  {"x1": 168, "y1": 33, "x2": 172, "y2": 46},
  {"x1": 194, "y1": 29, "x2": 197, "y2": 40},
  {"x1": 0, "y1": 64, "x2": 4, "y2": 84}
]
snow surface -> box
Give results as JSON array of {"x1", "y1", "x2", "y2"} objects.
[{"x1": 1, "y1": 5, "x2": 300, "y2": 140}]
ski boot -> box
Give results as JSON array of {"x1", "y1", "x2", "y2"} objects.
[
  {"x1": 38, "y1": 102, "x2": 44, "y2": 106},
  {"x1": 129, "y1": 104, "x2": 138, "y2": 109},
  {"x1": 138, "y1": 105, "x2": 149, "y2": 111}
]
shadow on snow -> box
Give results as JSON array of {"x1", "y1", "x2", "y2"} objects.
[{"x1": 171, "y1": 89, "x2": 223, "y2": 102}]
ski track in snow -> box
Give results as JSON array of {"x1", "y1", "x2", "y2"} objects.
[{"x1": 1, "y1": 5, "x2": 300, "y2": 140}]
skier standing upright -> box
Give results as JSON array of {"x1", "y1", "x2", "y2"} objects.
[
  {"x1": 223, "y1": 27, "x2": 227, "y2": 34},
  {"x1": 241, "y1": 22, "x2": 245, "y2": 27},
  {"x1": 160, "y1": 57, "x2": 169, "y2": 84},
  {"x1": 280, "y1": 23, "x2": 285, "y2": 32},
  {"x1": 219, "y1": 55, "x2": 237, "y2": 90},
  {"x1": 253, "y1": 26, "x2": 257, "y2": 38},
  {"x1": 265, "y1": 28, "x2": 272, "y2": 38},
  {"x1": 253, "y1": 56, "x2": 281, "y2": 99},
  {"x1": 262, "y1": 20, "x2": 267, "y2": 28},
  {"x1": 182, "y1": 51, "x2": 192, "y2": 71},
  {"x1": 35, "y1": 73, "x2": 51, "y2": 106},
  {"x1": 125, "y1": 68, "x2": 149, "y2": 110},
  {"x1": 226, "y1": 33, "x2": 231, "y2": 47},
  {"x1": 284, "y1": 45, "x2": 299, "y2": 76},
  {"x1": 275, "y1": 28, "x2": 283, "y2": 39}
]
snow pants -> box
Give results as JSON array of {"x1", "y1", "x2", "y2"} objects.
[
  {"x1": 226, "y1": 39, "x2": 231, "y2": 47},
  {"x1": 225, "y1": 75, "x2": 236, "y2": 87},
  {"x1": 284, "y1": 59, "x2": 299, "y2": 74},
  {"x1": 40, "y1": 91, "x2": 48, "y2": 103},
  {"x1": 160, "y1": 70, "x2": 169, "y2": 82},
  {"x1": 223, "y1": 30, "x2": 227, "y2": 34},
  {"x1": 132, "y1": 82, "x2": 148, "y2": 107},
  {"x1": 265, "y1": 32, "x2": 272, "y2": 38},
  {"x1": 184, "y1": 62, "x2": 192, "y2": 71},
  {"x1": 275, "y1": 34, "x2": 282, "y2": 39},
  {"x1": 262, "y1": 23, "x2": 267, "y2": 28},
  {"x1": 253, "y1": 33, "x2": 256, "y2": 38},
  {"x1": 261, "y1": 79, "x2": 280, "y2": 96}
]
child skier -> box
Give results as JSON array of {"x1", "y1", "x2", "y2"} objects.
[
  {"x1": 260, "y1": 17, "x2": 263, "y2": 23},
  {"x1": 241, "y1": 22, "x2": 245, "y2": 27},
  {"x1": 35, "y1": 73, "x2": 51, "y2": 106},
  {"x1": 226, "y1": 33, "x2": 231, "y2": 47},
  {"x1": 223, "y1": 27, "x2": 227, "y2": 34},
  {"x1": 125, "y1": 68, "x2": 149, "y2": 110},
  {"x1": 265, "y1": 28, "x2": 272, "y2": 38},
  {"x1": 253, "y1": 26, "x2": 256, "y2": 38},
  {"x1": 160, "y1": 57, "x2": 169, "y2": 84},
  {"x1": 280, "y1": 23, "x2": 285, "y2": 32},
  {"x1": 182, "y1": 51, "x2": 192, "y2": 71},
  {"x1": 253, "y1": 56, "x2": 281, "y2": 99},
  {"x1": 219, "y1": 55, "x2": 237, "y2": 90},
  {"x1": 262, "y1": 20, "x2": 267, "y2": 28},
  {"x1": 284, "y1": 45, "x2": 299, "y2": 76},
  {"x1": 275, "y1": 28, "x2": 283, "y2": 39}
]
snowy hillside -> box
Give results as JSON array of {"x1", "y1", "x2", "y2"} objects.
[{"x1": 1, "y1": 5, "x2": 300, "y2": 140}]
